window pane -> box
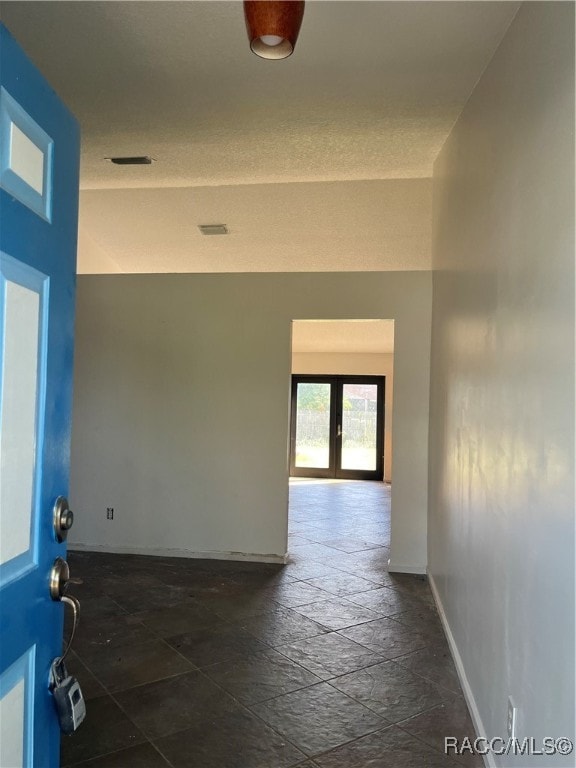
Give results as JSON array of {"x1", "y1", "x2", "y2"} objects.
[
  {"x1": 0, "y1": 280, "x2": 39, "y2": 567},
  {"x1": 341, "y1": 383, "x2": 378, "y2": 471},
  {"x1": 295, "y1": 383, "x2": 331, "y2": 468}
]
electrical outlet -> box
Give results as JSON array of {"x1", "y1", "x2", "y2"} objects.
[
  {"x1": 106, "y1": 507, "x2": 114, "y2": 520},
  {"x1": 507, "y1": 697, "x2": 517, "y2": 739}
]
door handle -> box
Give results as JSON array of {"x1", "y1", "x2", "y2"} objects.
[
  {"x1": 337, "y1": 424, "x2": 342, "y2": 438},
  {"x1": 48, "y1": 558, "x2": 86, "y2": 734},
  {"x1": 49, "y1": 558, "x2": 81, "y2": 662}
]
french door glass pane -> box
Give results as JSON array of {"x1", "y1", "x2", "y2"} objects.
[
  {"x1": 295, "y1": 382, "x2": 331, "y2": 468},
  {"x1": 341, "y1": 383, "x2": 378, "y2": 471}
]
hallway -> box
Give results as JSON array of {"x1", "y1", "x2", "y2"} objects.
[{"x1": 63, "y1": 481, "x2": 479, "y2": 767}]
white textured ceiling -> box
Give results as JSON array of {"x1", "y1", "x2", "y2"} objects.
[
  {"x1": 292, "y1": 320, "x2": 395, "y2": 354},
  {"x1": 0, "y1": 1, "x2": 519, "y2": 273},
  {"x1": 79, "y1": 178, "x2": 431, "y2": 272}
]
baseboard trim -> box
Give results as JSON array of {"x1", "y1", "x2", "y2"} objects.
[
  {"x1": 387, "y1": 560, "x2": 427, "y2": 575},
  {"x1": 68, "y1": 543, "x2": 287, "y2": 565},
  {"x1": 428, "y1": 572, "x2": 493, "y2": 768}
]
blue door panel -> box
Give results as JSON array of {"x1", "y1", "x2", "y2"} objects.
[{"x1": 0, "y1": 22, "x2": 80, "y2": 767}]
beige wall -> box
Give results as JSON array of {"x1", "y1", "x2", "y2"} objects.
[
  {"x1": 77, "y1": 227, "x2": 122, "y2": 274},
  {"x1": 291, "y1": 352, "x2": 394, "y2": 482},
  {"x1": 69, "y1": 272, "x2": 431, "y2": 572},
  {"x1": 429, "y1": 2, "x2": 574, "y2": 759}
]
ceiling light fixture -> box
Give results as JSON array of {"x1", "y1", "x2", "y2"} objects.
[{"x1": 244, "y1": 1, "x2": 305, "y2": 60}]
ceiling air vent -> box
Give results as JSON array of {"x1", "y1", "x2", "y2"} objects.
[
  {"x1": 106, "y1": 156, "x2": 153, "y2": 165},
  {"x1": 198, "y1": 224, "x2": 228, "y2": 235}
]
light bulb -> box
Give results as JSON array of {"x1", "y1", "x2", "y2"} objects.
[{"x1": 259, "y1": 35, "x2": 284, "y2": 47}]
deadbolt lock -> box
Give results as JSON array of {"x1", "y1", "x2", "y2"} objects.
[{"x1": 53, "y1": 497, "x2": 74, "y2": 542}]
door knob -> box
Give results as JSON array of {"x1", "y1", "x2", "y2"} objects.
[{"x1": 53, "y1": 496, "x2": 74, "y2": 542}]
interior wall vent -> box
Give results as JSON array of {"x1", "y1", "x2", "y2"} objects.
[
  {"x1": 105, "y1": 156, "x2": 153, "y2": 165},
  {"x1": 198, "y1": 224, "x2": 228, "y2": 235}
]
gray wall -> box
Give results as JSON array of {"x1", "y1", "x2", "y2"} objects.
[
  {"x1": 429, "y1": 3, "x2": 574, "y2": 761},
  {"x1": 70, "y1": 272, "x2": 431, "y2": 570}
]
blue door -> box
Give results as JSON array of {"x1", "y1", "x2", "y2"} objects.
[{"x1": 0, "y1": 23, "x2": 80, "y2": 767}]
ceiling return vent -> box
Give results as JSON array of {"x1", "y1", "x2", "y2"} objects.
[
  {"x1": 105, "y1": 156, "x2": 153, "y2": 165},
  {"x1": 198, "y1": 224, "x2": 228, "y2": 235}
]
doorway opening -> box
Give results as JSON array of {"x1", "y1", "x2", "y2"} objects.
[{"x1": 288, "y1": 319, "x2": 395, "y2": 559}]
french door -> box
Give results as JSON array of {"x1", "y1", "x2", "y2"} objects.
[{"x1": 290, "y1": 376, "x2": 385, "y2": 481}]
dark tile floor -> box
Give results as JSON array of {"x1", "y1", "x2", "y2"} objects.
[{"x1": 62, "y1": 480, "x2": 480, "y2": 767}]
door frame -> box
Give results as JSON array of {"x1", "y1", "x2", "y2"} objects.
[{"x1": 289, "y1": 375, "x2": 385, "y2": 481}]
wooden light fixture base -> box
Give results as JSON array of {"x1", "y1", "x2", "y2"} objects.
[{"x1": 244, "y1": 1, "x2": 305, "y2": 60}]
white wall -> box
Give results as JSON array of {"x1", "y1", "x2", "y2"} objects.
[
  {"x1": 69, "y1": 272, "x2": 431, "y2": 571},
  {"x1": 429, "y1": 3, "x2": 574, "y2": 762},
  {"x1": 292, "y1": 352, "x2": 394, "y2": 482}
]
